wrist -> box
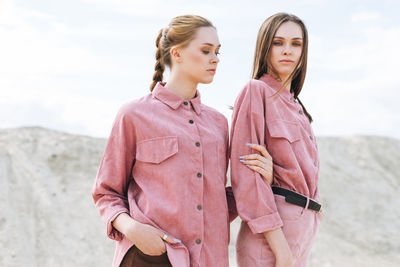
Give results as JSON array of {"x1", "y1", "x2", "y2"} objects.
[
  {"x1": 113, "y1": 212, "x2": 137, "y2": 237},
  {"x1": 125, "y1": 218, "x2": 141, "y2": 237}
]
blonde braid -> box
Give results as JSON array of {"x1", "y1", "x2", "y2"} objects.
[{"x1": 150, "y1": 29, "x2": 166, "y2": 91}]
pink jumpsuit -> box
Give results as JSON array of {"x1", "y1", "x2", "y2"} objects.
[
  {"x1": 92, "y1": 82, "x2": 236, "y2": 267},
  {"x1": 230, "y1": 74, "x2": 322, "y2": 267}
]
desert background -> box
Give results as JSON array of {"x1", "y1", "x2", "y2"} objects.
[{"x1": 1, "y1": 127, "x2": 399, "y2": 267}]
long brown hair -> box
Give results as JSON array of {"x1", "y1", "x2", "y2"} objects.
[
  {"x1": 252, "y1": 13, "x2": 312, "y2": 122},
  {"x1": 150, "y1": 15, "x2": 214, "y2": 91}
]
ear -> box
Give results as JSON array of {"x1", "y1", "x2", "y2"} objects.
[{"x1": 170, "y1": 46, "x2": 182, "y2": 63}]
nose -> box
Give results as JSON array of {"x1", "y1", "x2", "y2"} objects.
[
  {"x1": 211, "y1": 54, "x2": 219, "y2": 64},
  {"x1": 282, "y1": 44, "x2": 292, "y2": 55}
]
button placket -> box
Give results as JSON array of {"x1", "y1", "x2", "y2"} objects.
[{"x1": 191, "y1": 116, "x2": 204, "y2": 253}]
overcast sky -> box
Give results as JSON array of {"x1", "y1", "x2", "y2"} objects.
[{"x1": 1, "y1": 0, "x2": 399, "y2": 139}]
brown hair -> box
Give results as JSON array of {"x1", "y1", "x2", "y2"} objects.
[
  {"x1": 150, "y1": 15, "x2": 214, "y2": 91},
  {"x1": 252, "y1": 13, "x2": 312, "y2": 122}
]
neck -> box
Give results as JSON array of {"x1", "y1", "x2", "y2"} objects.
[
  {"x1": 165, "y1": 71, "x2": 197, "y2": 100},
  {"x1": 268, "y1": 71, "x2": 291, "y2": 92}
]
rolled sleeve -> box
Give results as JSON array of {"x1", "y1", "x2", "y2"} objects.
[
  {"x1": 230, "y1": 80, "x2": 283, "y2": 233},
  {"x1": 106, "y1": 209, "x2": 129, "y2": 241},
  {"x1": 247, "y1": 212, "x2": 282, "y2": 233},
  {"x1": 91, "y1": 104, "x2": 136, "y2": 240}
]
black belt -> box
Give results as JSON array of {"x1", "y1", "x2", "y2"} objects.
[{"x1": 272, "y1": 186, "x2": 321, "y2": 212}]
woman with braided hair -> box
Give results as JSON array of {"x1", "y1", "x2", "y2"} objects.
[{"x1": 92, "y1": 15, "x2": 273, "y2": 267}]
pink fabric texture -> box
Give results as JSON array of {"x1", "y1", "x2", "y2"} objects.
[
  {"x1": 230, "y1": 74, "x2": 321, "y2": 265},
  {"x1": 92, "y1": 82, "x2": 235, "y2": 267},
  {"x1": 236, "y1": 195, "x2": 321, "y2": 267}
]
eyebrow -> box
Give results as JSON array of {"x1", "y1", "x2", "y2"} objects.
[
  {"x1": 273, "y1": 36, "x2": 303, "y2": 40},
  {"x1": 202, "y1": 43, "x2": 222, "y2": 47}
]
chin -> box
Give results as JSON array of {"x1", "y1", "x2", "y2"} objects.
[
  {"x1": 278, "y1": 67, "x2": 295, "y2": 75},
  {"x1": 199, "y1": 77, "x2": 214, "y2": 84}
]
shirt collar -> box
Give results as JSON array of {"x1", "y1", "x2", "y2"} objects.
[
  {"x1": 152, "y1": 82, "x2": 202, "y2": 115},
  {"x1": 259, "y1": 73, "x2": 295, "y2": 99}
]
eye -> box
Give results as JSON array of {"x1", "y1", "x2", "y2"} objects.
[
  {"x1": 292, "y1": 42, "x2": 302, "y2": 47},
  {"x1": 215, "y1": 51, "x2": 220, "y2": 55},
  {"x1": 202, "y1": 50, "x2": 210, "y2": 55},
  {"x1": 272, "y1": 40, "x2": 282, "y2": 45}
]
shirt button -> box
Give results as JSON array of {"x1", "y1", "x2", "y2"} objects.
[
  {"x1": 314, "y1": 161, "x2": 317, "y2": 167},
  {"x1": 197, "y1": 173, "x2": 202, "y2": 178},
  {"x1": 183, "y1": 101, "x2": 188, "y2": 105},
  {"x1": 195, "y1": 239, "x2": 201, "y2": 244},
  {"x1": 189, "y1": 119, "x2": 194, "y2": 124},
  {"x1": 309, "y1": 135, "x2": 313, "y2": 140},
  {"x1": 197, "y1": 205, "x2": 202, "y2": 210},
  {"x1": 195, "y1": 142, "x2": 200, "y2": 147},
  {"x1": 299, "y1": 110, "x2": 303, "y2": 115}
]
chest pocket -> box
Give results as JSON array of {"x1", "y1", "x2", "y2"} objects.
[
  {"x1": 268, "y1": 120, "x2": 301, "y2": 143},
  {"x1": 136, "y1": 136, "x2": 178, "y2": 164}
]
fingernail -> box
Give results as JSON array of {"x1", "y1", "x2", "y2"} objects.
[
  {"x1": 173, "y1": 238, "x2": 182, "y2": 243},
  {"x1": 240, "y1": 159, "x2": 245, "y2": 163},
  {"x1": 246, "y1": 165, "x2": 250, "y2": 167},
  {"x1": 246, "y1": 143, "x2": 252, "y2": 146},
  {"x1": 239, "y1": 156, "x2": 245, "y2": 159}
]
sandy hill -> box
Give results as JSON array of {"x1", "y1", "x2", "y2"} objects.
[{"x1": 0, "y1": 127, "x2": 399, "y2": 267}]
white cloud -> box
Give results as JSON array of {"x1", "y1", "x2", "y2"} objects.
[
  {"x1": 351, "y1": 11, "x2": 381, "y2": 23},
  {"x1": 305, "y1": 15, "x2": 400, "y2": 138}
]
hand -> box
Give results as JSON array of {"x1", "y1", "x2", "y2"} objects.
[
  {"x1": 239, "y1": 143, "x2": 273, "y2": 185},
  {"x1": 112, "y1": 213, "x2": 181, "y2": 256}
]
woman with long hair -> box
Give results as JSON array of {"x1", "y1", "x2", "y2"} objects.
[
  {"x1": 230, "y1": 13, "x2": 322, "y2": 267},
  {"x1": 92, "y1": 15, "x2": 272, "y2": 267}
]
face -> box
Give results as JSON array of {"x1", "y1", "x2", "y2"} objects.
[
  {"x1": 268, "y1": 21, "x2": 303, "y2": 82},
  {"x1": 173, "y1": 27, "x2": 220, "y2": 84}
]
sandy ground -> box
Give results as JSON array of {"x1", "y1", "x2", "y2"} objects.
[{"x1": 0, "y1": 127, "x2": 399, "y2": 266}]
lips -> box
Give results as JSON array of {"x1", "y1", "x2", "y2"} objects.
[
  {"x1": 279, "y1": 59, "x2": 294, "y2": 63},
  {"x1": 207, "y1": 69, "x2": 216, "y2": 75}
]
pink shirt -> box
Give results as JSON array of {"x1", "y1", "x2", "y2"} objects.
[
  {"x1": 230, "y1": 74, "x2": 320, "y2": 234},
  {"x1": 92, "y1": 82, "x2": 235, "y2": 267}
]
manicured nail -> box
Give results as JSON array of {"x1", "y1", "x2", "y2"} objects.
[
  {"x1": 239, "y1": 156, "x2": 245, "y2": 159},
  {"x1": 173, "y1": 238, "x2": 182, "y2": 243},
  {"x1": 246, "y1": 143, "x2": 253, "y2": 146},
  {"x1": 246, "y1": 165, "x2": 251, "y2": 167},
  {"x1": 240, "y1": 159, "x2": 245, "y2": 163}
]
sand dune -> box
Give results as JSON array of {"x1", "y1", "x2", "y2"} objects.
[{"x1": 0, "y1": 127, "x2": 399, "y2": 266}]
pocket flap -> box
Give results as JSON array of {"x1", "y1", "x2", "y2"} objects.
[
  {"x1": 268, "y1": 120, "x2": 301, "y2": 143},
  {"x1": 136, "y1": 136, "x2": 178, "y2": 164}
]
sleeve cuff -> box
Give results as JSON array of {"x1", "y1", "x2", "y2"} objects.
[
  {"x1": 247, "y1": 212, "x2": 283, "y2": 234},
  {"x1": 106, "y1": 209, "x2": 129, "y2": 241}
]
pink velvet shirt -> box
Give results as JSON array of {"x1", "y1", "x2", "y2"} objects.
[
  {"x1": 230, "y1": 74, "x2": 320, "y2": 234},
  {"x1": 92, "y1": 82, "x2": 235, "y2": 267}
]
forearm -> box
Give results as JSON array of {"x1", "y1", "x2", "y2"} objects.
[
  {"x1": 112, "y1": 212, "x2": 137, "y2": 237},
  {"x1": 263, "y1": 228, "x2": 293, "y2": 264}
]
